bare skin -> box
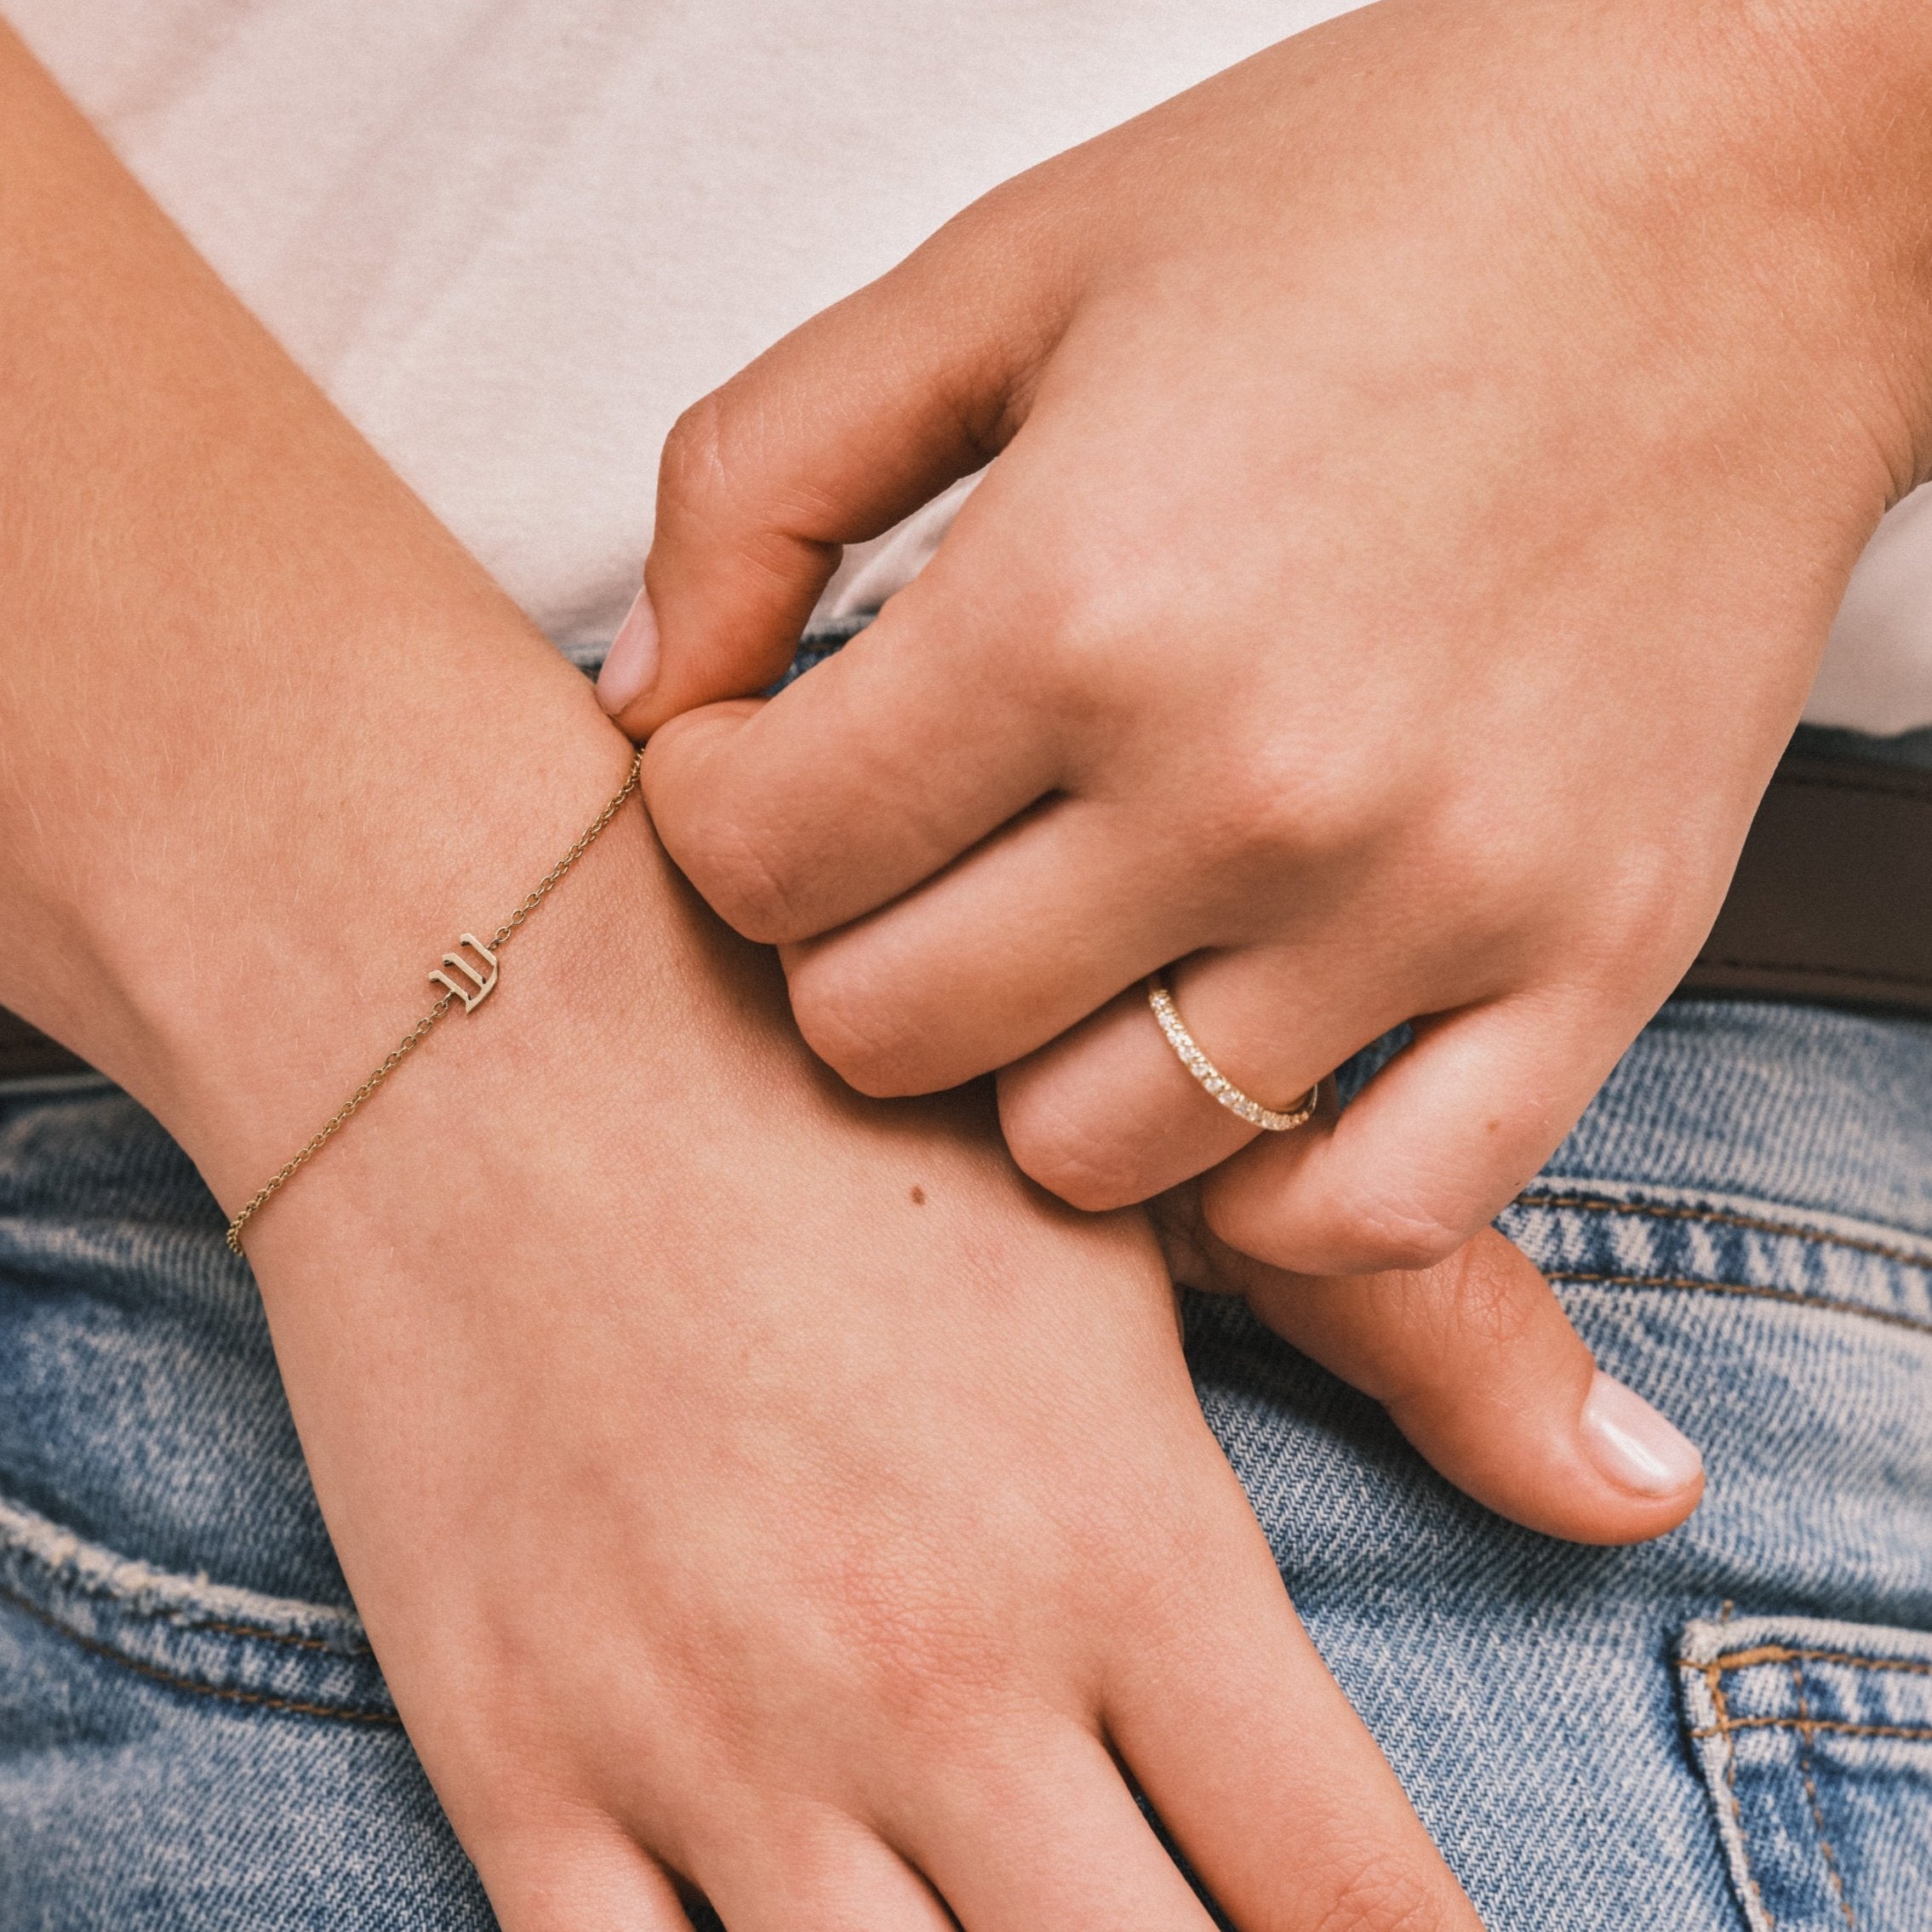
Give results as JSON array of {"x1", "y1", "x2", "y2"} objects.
[
  {"x1": 620, "y1": 0, "x2": 1932, "y2": 1280},
  {"x1": 0, "y1": 26, "x2": 1706, "y2": 1932}
]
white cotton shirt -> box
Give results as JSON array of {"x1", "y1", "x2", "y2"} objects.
[{"x1": 8, "y1": 0, "x2": 1929, "y2": 732}]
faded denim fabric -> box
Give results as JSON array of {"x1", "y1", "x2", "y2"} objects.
[
  {"x1": 5, "y1": 997, "x2": 1929, "y2": 1929},
  {"x1": 1191, "y1": 997, "x2": 1932, "y2": 1932}
]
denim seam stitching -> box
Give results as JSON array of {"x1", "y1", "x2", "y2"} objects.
[
  {"x1": 1689, "y1": 1716, "x2": 1932, "y2": 1744},
  {"x1": 1701, "y1": 1660, "x2": 1777, "y2": 1931},
  {"x1": 1789, "y1": 1659, "x2": 1857, "y2": 1929},
  {"x1": 1516, "y1": 1191, "x2": 1932, "y2": 1272},
  {"x1": 1547, "y1": 1271, "x2": 1932, "y2": 1338},
  {"x1": 1701, "y1": 1648, "x2": 1932, "y2": 1678},
  {"x1": 0, "y1": 1575, "x2": 398, "y2": 1726},
  {"x1": 194, "y1": 1615, "x2": 374, "y2": 1656}
]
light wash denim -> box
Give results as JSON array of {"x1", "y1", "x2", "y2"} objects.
[{"x1": 3, "y1": 699, "x2": 1929, "y2": 1929}]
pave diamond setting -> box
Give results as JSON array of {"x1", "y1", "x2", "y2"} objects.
[{"x1": 1146, "y1": 972, "x2": 1318, "y2": 1133}]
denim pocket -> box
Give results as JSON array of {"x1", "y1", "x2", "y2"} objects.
[
  {"x1": 0, "y1": 1487, "x2": 393, "y2": 1725},
  {"x1": 1678, "y1": 1614, "x2": 1932, "y2": 1931},
  {"x1": 0, "y1": 1488, "x2": 503, "y2": 1929}
]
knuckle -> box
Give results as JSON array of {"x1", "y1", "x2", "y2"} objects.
[
  {"x1": 994, "y1": 601, "x2": 1112, "y2": 740},
  {"x1": 1207, "y1": 1166, "x2": 1470, "y2": 1277},
  {"x1": 826, "y1": 1558, "x2": 1018, "y2": 1738},
  {"x1": 1310, "y1": 1858, "x2": 1462, "y2": 1932},
  {"x1": 1586, "y1": 846, "x2": 1712, "y2": 974},
  {"x1": 1335, "y1": 1187, "x2": 1471, "y2": 1274},
  {"x1": 999, "y1": 1073, "x2": 1160, "y2": 1210},
  {"x1": 786, "y1": 953, "x2": 926, "y2": 1096},
  {"x1": 864, "y1": 1626, "x2": 1011, "y2": 1740},
  {"x1": 1433, "y1": 1238, "x2": 1544, "y2": 1350},
  {"x1": 655, "y1": 393, "x2": 732, "y2": 517},
  {"x1": 1206, "y1": 750, "x2": 1332, "y2": 858},
  {"x1": 657, "y1": 383, "x2": 839, "y2": 585},
  {"x1": 1008, "y1": 565, "x2": 1186, "y2": 742},
  {"x1": 1184, "y1": 731, "x2": 1403, "y2": 889},
  {"x1": 660, "y1": 804, "x2": 803, "y2": 944},
  {"x1": 1264, "y1": 734, "x2": 1400, "y2": 853}
]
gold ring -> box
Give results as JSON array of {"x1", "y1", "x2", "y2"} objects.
[{"x1": 1146, "y1": 971, "x2": 1318, "y2": 1132}]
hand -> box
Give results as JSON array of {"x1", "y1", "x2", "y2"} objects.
[
  {"x1": 243, "y1": 814, "x2": 1484, "y2": 1932},
  {"x1": 614, "y1": 0, "x2": 1932, "y2": 1275},
  {"x1": 231, "y1": 809, "x2": 1695, "y2": 1932}
]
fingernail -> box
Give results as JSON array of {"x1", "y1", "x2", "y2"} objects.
[
  {"x1": 597, "y1": 585, "x2": 659, "y2": 714},
  {"x1": 1580, "y1": 1370, "x2": 1704, "y2": 1497}
]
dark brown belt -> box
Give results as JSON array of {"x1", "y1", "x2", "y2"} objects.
[
  {"x1": 3, "y1": 749, "x2": 1928, "y2": 1084},
  {"x1": 1675, "y1": 752, "x2": 1932, "y2": 1013}
]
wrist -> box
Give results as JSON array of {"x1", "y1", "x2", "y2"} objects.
[
  {"x1": 10, "y1": 609, "x2": 643, "y2": 1212},
  {"x1": 163, "y1": 688, "x2": 648, "y2": 1217},
  {"x1": 0, "y1": 37, "x2": 662, "y2": 1186}
]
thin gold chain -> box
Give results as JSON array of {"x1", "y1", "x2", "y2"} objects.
[
  {"x1": 481, "y1": 747, "x2": 646, "y2": 951},
  {"x1": 225, "y1": 747, "x2": 643, "y2": 1257}
]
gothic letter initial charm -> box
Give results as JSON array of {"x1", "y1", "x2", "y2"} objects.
[{"x1": 430, "y1": 935, "x2": 500, "y2": 1013}]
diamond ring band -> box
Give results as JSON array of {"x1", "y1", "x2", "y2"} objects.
[{"x1": 1146, "y1": 971, "x2": 1318, "y2": 1133}]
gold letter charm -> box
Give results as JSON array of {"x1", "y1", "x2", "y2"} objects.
[{"x1": 430, "y1": 935, "x2": 500, "y2": 1013}]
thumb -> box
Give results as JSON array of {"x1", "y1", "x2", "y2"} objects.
[
  {"x1": 1157, "y1": 1199, "x2": 1703, "y2": 1546},
  {"x1": 599, "y1": 208, "x2": 1065, "y2": 737}
]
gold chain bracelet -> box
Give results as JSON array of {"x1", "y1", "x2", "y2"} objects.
[{"x1": 226, "y1": 747, "x2": 643, "y2": 1256}]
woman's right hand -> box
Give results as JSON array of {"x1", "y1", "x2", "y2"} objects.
[{"x1": 240, "y1": 801, "x2": 1479, "y2": 1932}]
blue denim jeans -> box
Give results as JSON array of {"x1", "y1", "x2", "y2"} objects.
[
  {"x1": 4, "y1": 712, "x2": 1930, "y2": 1930},
  {"x1": 6, "y1": 1001, "x2": 1929, "y2": 1929}
]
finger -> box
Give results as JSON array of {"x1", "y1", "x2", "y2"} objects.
[
  {"x1": 1199, "y1": 992, "x2": 1638, "y2": 1277},
  {"x1": 997, "y1": 942, "x2": 1429, "y2": 1210},
  {"x1": 1106, "y1": 1540, "x2": 1479, "y2": 1932},
  {"x1": 475, "y1": 1824, "x2": 696, "y2": 1932},
  {"x1": 1163, "y1": 1196, "x2": 1704, "y2": 1542},
  {"x1": 689, "y1": 1811, "x2": 956, "y2": 1932},
  {"x1": 769, "y1": 746, "x2": 1413, "y2": 1096},
  {"x1": 890, "y1": 1724, "x2": 1223, "y2": 1932},
  {"x1": 609, "y1": 203, "x2": 1067, "y2": 735},
  {"x1": 777, "y1": 797, "x2": 1201, "y2": 1094},
  {"x1": 640, "y1": 581, "x2": 1061, "y2": 945}
]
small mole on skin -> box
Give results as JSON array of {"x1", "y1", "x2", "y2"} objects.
[{"x1": 910, "y1": 1186, "x2": 927, "y2": 1205}]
